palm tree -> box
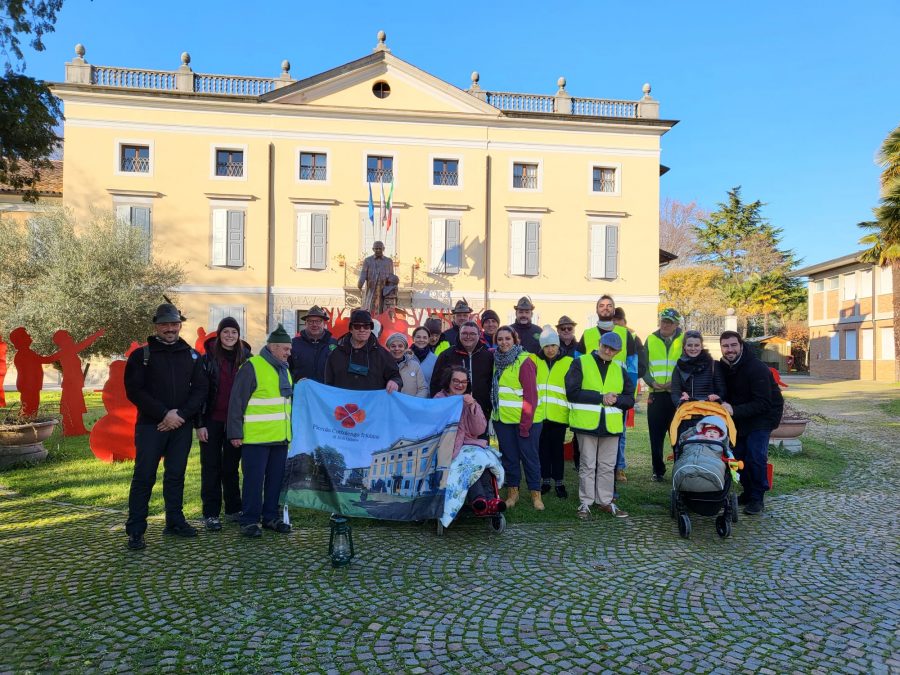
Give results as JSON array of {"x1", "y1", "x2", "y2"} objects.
[{"x1": 858, "y1": 124, "x2": 900, "y2": 380}]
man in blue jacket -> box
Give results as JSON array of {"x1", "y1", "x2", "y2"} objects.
[{"x1": 289, "y1": 305, "x2": 337, "y2": 383}]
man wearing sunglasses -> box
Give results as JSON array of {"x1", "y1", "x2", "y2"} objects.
[
  {"x1": 555, "y1": 316, "x2": 581, "y2": 359},
  {"x1": 324, "y1": 309, "x2": 401, "y2": 392}
]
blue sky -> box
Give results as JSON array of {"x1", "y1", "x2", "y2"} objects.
[{"x1": 18, "y1": 0, "x2": 900, "y2": 266}]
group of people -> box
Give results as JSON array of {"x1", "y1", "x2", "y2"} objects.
[{"x1": 123, "y1": 292, "x2": 784, "y2": 550}]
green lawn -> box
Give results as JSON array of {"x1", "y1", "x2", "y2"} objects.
[{"x1": 0, "y1": 392, "x2": 846, "y2": 528}]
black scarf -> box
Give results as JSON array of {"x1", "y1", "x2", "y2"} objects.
[{"x1": 411, "y1": 345, "x2": 431, "y2": 363}]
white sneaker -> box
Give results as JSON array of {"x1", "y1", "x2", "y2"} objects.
[{"x1": 577, "y1": 503, "x2": 591, "y2": 519}]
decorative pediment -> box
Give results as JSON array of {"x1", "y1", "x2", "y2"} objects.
[{"x1": 262, "y1": 51, "x2": 499, "y2": 116}]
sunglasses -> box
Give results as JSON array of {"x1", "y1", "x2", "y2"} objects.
[
  {"x1": 558, "y1": 326, "x2": 574, "y2": 332},
  {"x1": 350, "y1": 323, "x2": 371, "y2": 330}
]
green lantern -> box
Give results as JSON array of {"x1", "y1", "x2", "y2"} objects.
[{"x1": 328, "y1": 514, "x2": 354, "y2": 567}]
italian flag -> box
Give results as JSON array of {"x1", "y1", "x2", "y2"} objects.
[{"x1": 386, "y1": 180, "x2": 395, "y2": 231}]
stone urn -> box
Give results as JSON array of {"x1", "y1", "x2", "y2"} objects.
[
  {"x1": 0, "y1": 419, "x2": 59, "y2": 468},
  {"x1": 770, "y1": 419, "x2": 808, "y2": 440}
]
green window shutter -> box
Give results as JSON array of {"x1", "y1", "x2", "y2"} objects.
[
  {"x1": 445, "y1": 219, "x2": 461, "y2": 274},
  {"x1": 311, "y1": 213, "x2": 328, "y2": 270},
  {"x1": 524, "y1": 220, "x2": 540, "y2": 276},
  {"x1": 605, "y1": 224, "x2": 618, "y2": 279}
]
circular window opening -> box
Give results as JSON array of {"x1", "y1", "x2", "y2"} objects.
[{"x1": 372, "y1": 81, "x2": 391, "y2": 99}]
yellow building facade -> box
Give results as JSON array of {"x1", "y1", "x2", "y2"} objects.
[{"x1": 53, "y1": 34, "x2": 676, "y2": 347}]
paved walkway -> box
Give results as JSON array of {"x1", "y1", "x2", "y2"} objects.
[{"x1": 1, "y1": 380, "x2": 897, "y2": 673}]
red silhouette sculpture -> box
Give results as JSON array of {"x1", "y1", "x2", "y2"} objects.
[
  {"x1": 8, "y1": 327, "x2": 58, "y2": 418},
  {"x1": 53, "y1": 329, "x2": 105, "y2": 436},
  {"x1": 89, "y1": 342, "x2": 141, "y2": 462},
  {"x1": 0, "y1": 334, "x2": 7, "y2": 408},
  {"x1": 195, "y1": 326, "x2": 215, "y2": 354}
]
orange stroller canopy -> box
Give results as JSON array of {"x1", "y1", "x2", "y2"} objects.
[{"x1": 669, "y1": 401, "x2": 737, "y2": 446}]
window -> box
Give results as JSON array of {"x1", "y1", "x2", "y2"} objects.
[
  {"x1": 359, "y1": 209, "x2": 397, "y2": 257},
  {"x1": 430, "y1": 218, "x2": 461, "y2": 274},
  {"x1": 861, "y1": 328, "x2": 874, "y2": 360},
  {"x1": 215, "y1": 149, "x2": 243, "y2": 177},
  {"x1": 433, "y1": 159, "x2": 459, "y2": 186},
  {"x1": 115, "y1": 204, "x2": 151, "y2": 261},
  {"x1": 844, "y1": 330, "x2": 857, "y2": 360},
  {"x1": 880, "y1": 327, "x2": 895, "y2": 360},
  {"x1": 592, "y1": 166, "x2": 616, "y2": 193},
  {"x1": 120, "y1": 144, "x2": 149, "y2": 173},
  {"x1": 372, "y1": 81, "x2": 391, "y2": 99},
  {"x1": 589, "y1": 222, "x2": 619, "y2": 279},
  {"x1": 829, "y1": 332, "x2": 839, "y2": 360},
  {"x1": 859, "y1": 269, "x2": 873, "y2": 298},
  {"x1": 420, "y1": 457, "x2": 428, "y2": 473},
  {"x1": 208, "y1": 305, "x2": 245, "y2": 335},
  {"x1": 842, "y1": 273, "x2": 857, "y2": 301},
  {"x1": 406, "y1": 460, "x2": 412, "y2": 473},
  {"x1": 296, "y1": 212, "x2": 328, "y2": 269},
  {"x1": 878, "y1": 265, "x2": 892, "y2": 294},
  {"x1": 510, "y1": 220, "x2": 540, "y2": 276},
  {"x1": 300, "y1": 152, "x2": 327, "y2": 181},
  {"x1": 211, "y1": 209, "x2": 245, "y2": 267},
  {"x1": 826, "y1": 276, "x2": 839, "y2": 290},
  {"x1": 813, "y1": 279, "x2": 825, "y2": 293},
  {"x1": 512, "y1": 162, "x2": 538, "y2": 189},
  {"x1": 367, "y1": 155, "x2": 393, "y2": 183}
]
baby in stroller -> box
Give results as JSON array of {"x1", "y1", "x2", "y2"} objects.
[{"x1": 671, "y1": 414, "x2": 740, "y2": 538}]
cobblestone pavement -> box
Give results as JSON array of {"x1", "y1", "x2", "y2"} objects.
[{"x1": 1, "y1": 380, "x2": 897, "y2": 673}]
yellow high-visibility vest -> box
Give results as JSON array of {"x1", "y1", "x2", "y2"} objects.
[
  {"x1": 492, "y1": 353, "x2": 544, "y2": 424},
  {"x1": 532, "y1": 354, "x2": 573, "y2": 424},
  {"x1": 581, "y1": 325, "x2": 628, "y2": 365},
  {"x1": 243, "y1": 356, "x2": 293, "y2": 444},
  {"x1": 646, "y1": 332, "x2": 684, "y2": 387},
  {"x1": 568, "y1": 354, "x2": 625, "y2": 434}
]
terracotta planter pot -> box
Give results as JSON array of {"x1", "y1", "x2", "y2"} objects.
[
  {"x1": 770, "y1": 419, "x2": 808, "y2": 439},
  {"x1": 0, "y1": 420, "x2": 58, "y2": 468}
]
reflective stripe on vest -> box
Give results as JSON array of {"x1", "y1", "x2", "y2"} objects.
[
  {"x1": 492, "y1": 353, "x2": 544, "y2": 424},
  {"x1": 533, "y1": 354, "x2": 573, "y2": 424},
  {"x1": 646, "y1": 332, "x2": 684, "y2": 386},
  {"x1": 582, "y1": 325, "x2": 628, "y2": 365},
  {"x1": 568, "y1": 354, "x2": 624, "y2": 433},
  {"x1": 243, "y1": 356, "x2": 293, "y2": 444}
]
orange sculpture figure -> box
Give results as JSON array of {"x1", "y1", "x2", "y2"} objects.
[
  {"x1": 8, "y1": 327, "x2": 58, "y2": 418},
  {"x1": 53, "y1": 329, "x2": 105, "y2": 436},
  {"x1": 0, "y1": 334, "x2": 7, "y2": 407},
  {"x1": 195, "y1": 327, "x2": 214, "y2": 354},
  {"x1": 89, "y1": 342, "x2": 141, "y2": 462}
]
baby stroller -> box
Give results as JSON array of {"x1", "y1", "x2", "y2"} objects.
[
  {"x1": 668, "y1": 402, "x2": 741, "y2": 539},
  {"x1": 436, "y1": 446, "x2": 506, "y2": 536}
]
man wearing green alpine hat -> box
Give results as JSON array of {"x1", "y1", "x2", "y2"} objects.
[
  {"x1": 227, "y1": 324, "x2": 294, "y2": 537},
  {"x1": 640, "y1": 308, "x2": 683, "y2": 481}
]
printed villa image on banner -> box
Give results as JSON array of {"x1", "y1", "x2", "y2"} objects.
[{"x1": 284, "y1": 380, "x2": 463, "y2": 521}]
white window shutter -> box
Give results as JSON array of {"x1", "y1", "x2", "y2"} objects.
[
  {"x1": 525, "y1": 221, "x2": 540, "y2": 276},
  {"x1": 590, "y1": 224, "x2": 606, "y2": 278},
  {"x1": 445, "y1": 219, "x2": 461, "y2": 274},
  {"x1": 226, "y1": 211, "x2": 244, "y2": 267},
  {"x1": 211, "y1": 210, "x2": 227, "y2": 266},
  {"x1": 430, "y1": 218, "x2": 446, "y2": 273},
  {"x1": 510, "y1": 220, "x2": 526, "y2": 275},
  {"x1": 296, "y1": 212, "x2": 312, "y2": 268},
  {"x1": 281, "y1": 308, "x2": 297, "y2": 336},
  {"x1": 131, "y1": 207, "x2": 152, "y2": 261},
  {"x1": 232, "y1": 306, "x2": 246, "y2": 336},
  {"x1": 311, "y1": 213, "x2": 327, "y2": 270},
  {"x1": 208, "y1": 305, "x2": 225, "y2": 332},
  {"x1": 385, "y1": 214, "x2": 397, "y2": 258},
  {"x1": 115, "y1": 204, "x2": 131, "y2": 226},
  {"x1": 605, "y1": 224, "x2": 618, "y2": 279}
]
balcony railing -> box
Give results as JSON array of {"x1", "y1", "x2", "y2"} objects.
[
  {"x1": 572, "y1": 97, "x2": 639, "y2": 117},
  {"x1": 121, "y1": 156, "x2": 150, "y2": 173},
  {"x1": 484, "y1": 91, "x2": 555, "y2": 113},
  {"x1": 216, "y1": 161, "x2": 244, "y2": 177},
  {"x1": 367, "y1": 168, "x2": 393, "y2": 183},
  {"x1": 300, "y1": 166, "x2": 327, "y2": 181},
  {"x1": 593, "y1": 178, "x2": 616, "y2": 192},
  {"x1": 513, "y1": 174, "x2": 537, "y2": 189},
  {"x1": 433, "y1": 171, "x2": 459, "y2": 186},
  {"x1": 93, "y1": 66, "x2": 177, "y2": 91}
]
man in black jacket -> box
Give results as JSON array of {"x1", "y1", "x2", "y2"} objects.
[
  {"x1": 124, "y1": 303, "x2": 208, "y2": 550},
  {"x1": 430, "y1": 321, "x2": 494, "y2": 426},
  {"x1": 289, "y1": 305, "x2": 337, "y2": 383},
  {"x1": 324, "y1": 309, "x2": 402, "y2": 392},
  {"x1": 440, "y1": 299, "x2": 473, "y2": 349},
  {"x1": 511, "y1": 296, "x2": 542, "y2": 353},
  {"x1": 719, "y1": 331, "x2": 777, "y2": 516}
]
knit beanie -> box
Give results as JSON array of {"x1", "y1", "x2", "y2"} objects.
[
  {"x1": 267, "y1": 323, "x2": 292, "y2": 344},
  {"x1": 539, "y1": 324, "x2": 559, "y2": 348},
  {"x1": 424, "y1": 317, "x2": 443, "y2": 335},
  {"x1": 385, "y1": 332, "x2": 409, "y2": 347},
  {"x1": 481, "y1": 309, "x2": 500, "y2": 324},
  {"x1": 217, "y1": 316, "x2": 241, "y2": 334}
]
